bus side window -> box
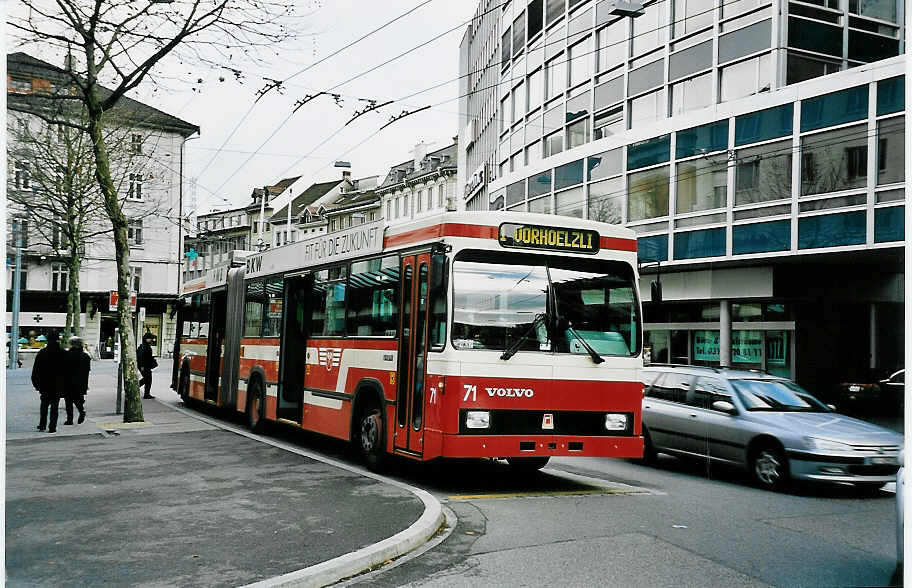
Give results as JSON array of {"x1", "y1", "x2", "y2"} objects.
[
  {"x1": 428, "y1": 253, "x2": 448, "y2": 350},
  {"x1": 244, "y1": 281, "x2": 265, "y2": 337},
  {"x1": 263, "y1": 277, "x2": 284, "y2": 337},
  {"x1": 347, "y1": 255, "x2": 399, "y2": 337}
]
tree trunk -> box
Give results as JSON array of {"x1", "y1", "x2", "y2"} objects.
[
  {"x1": 69, "y1": 256, "x2": 81, "y2": 337},
  {"x1": 86, "y1": 109, "x2": 143, "y2": 423}
]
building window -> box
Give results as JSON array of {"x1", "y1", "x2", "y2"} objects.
[
  {"x1": 568, "y1": 36, "x2": 593, "y2": 88},
  {"x1": 588, "y1": 176, "x2": 624, "y2": 223},
  {"x1": 594, "y1": 107, "x2": 623, "y2": 140},
  {"x1": 417, "y1": 189, "x2": 424, "y2": 213},
  {"x1": 629, "y1": 88, "x2": 665, "y2": 129},
  {"x1": 130, "y1": 266, "x2": 143, "y2": 292},
  {"x1": 628, "y1": 166, "x2": 670, "y2": 221},
  {"x1": 528, "y1": 68, "x2": 543, "y2": 111},
  {"x1": 427, "y1": 188, "x2": 434, "y2": 210},
  {"x1": 786, "y1": 51, "x2": 840, "y2": 86},
  {"x1": 597, "y1": 19, "x2": 626, "y2": 73},
  {"x1": 14, "y1": 161, "x2": 31, "y2": 190},
  {"x1": 877, "y1": 117, "x2": 904, "y2": 185},
  {"x1": 720, "y1": 53, "x2": 772, "y2": 103},
  {"x1": 567, "y1": 118, "x2": 590, "y2": 149},
  {"x1": 52, "y1": 263, "x2": 68, "y2": 292},
  {"x1": 734, "y1": 140, "x2": 792, "y2": 205},
  {"x1": 676, "y1": 157, "x2": 728, "y2": 213},
  {"x1": 128, "y1": 219, "x2": 144, "y2": 246},
  {"x1": 800, "y1": 125, "x2": 868, "y2": 196},
  {"x1": 546, "y1": 56, "x2": 566, "y2": 100},
  {"x1": 670, "y1": 72, "x2": 712, "y2": 116},
  {"x1": 131, "y1": 134, "x2": 143, "y2": 154},
  {"x1": 438, "y1": 185, "x2": 445, "y2": 208},
  {"x1": 128, "y1": 173, "x2": 143, "y2": 200},
  {"x1": 386, "y1": 200, "x2": 392, "y2": 219}
]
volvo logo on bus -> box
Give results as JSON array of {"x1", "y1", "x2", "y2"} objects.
[{"x1": 486, "y1": 387, "x2": 534, "y2": 398}]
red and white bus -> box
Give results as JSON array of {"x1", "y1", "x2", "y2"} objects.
[{"x1": 173, "y1": 211, "x2": 644, "y2": 470}]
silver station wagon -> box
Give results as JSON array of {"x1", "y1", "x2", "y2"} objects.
[{"x1": 641, "y1": 365, "x2": 903, "y2": 491}]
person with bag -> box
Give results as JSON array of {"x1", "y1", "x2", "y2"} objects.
[
  {"x1": 136, "y1": 331, "x2": 158, "y2": 399},
  {"x1": 64, "y1": 336, "x2": 91, "y2": 424},
  {"x1": 31, "y1": 330, "x2": 68, "y2": 433}
]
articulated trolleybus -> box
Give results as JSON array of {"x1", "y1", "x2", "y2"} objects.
[{"x1": 174, "y1": 211, "x2": 644, "y2": 470}]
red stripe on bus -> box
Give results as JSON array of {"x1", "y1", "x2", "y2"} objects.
[{"x1": 385, "y1": 222, "x2": 637, "y2": 252}]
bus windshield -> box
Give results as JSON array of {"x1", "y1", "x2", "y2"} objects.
[{"x1": 451, "y1": 251, "x2": 640, "y2": 357}]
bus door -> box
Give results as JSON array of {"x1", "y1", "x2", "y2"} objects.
[
  {"x1": 394, "y1": 253, "x2": 431, "y2": 455},
  {"x1": 205, "y1": 289, "x2": 227, "y2": 402},
  {"x1": 277, "y1": 274, "x2": 312, "y2": 422}
]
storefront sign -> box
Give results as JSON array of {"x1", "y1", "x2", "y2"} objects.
[
  {"x1": 109, "y1": 291, "x2": 137, "y2": 312},
  {"x1": 693, "y1": 330, "x2": 766, "y2": 364}
]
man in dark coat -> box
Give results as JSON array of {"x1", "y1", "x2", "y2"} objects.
[
  {"x1": 64, "y1": 336, "x2": 91, "y2": 425},
  {"x1": 31, "y1": 330, "x2": 68, "y2": 433},
  {"x1": 136, "y1": 332, "x2": 157, "y2": 399}
]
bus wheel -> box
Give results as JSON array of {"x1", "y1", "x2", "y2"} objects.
[
  {"x1": 178, "y1": 368, "x2": 191, "y2": 406},
  {"x1": 506, "y1": 457, "x2": 550, "y2": 472},
  {"x1": 246, "y1": 379, "x2": 265, "y2": 433},
  {"x1": 359, "y1": 409, "x2": 385, "y2": 471}
]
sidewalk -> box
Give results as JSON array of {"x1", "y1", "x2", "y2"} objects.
[{"x1": 6, "y1": 360, "x2": 439, "y2": 587}]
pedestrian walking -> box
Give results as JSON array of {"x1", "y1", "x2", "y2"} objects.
[
  {"x1": 136, "y1": 332, "x2": 158, "y2": 399},
  {"x1": 64, "y1": 336, "x2": 91, "y2": 425},
  {"x1": 31, "y1": 330, "x2": 68, "y2": 433}
]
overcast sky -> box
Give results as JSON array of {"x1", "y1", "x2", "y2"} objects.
[
  {"x1": 10, "y1": 0, "x2": 478, "y2": 213},
  {"x1": 140, "y1": 0, "x2": 478, "y2": 213}
]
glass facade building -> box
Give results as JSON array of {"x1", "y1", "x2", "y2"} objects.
[{"x1": 457, "y1": 0, "x2": 904, "y2": 399}]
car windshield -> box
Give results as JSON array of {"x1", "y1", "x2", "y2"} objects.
[
  {"x1": 731, "y1": 379, "x2": 830, "y2": 412},
  {"x1": 451, "y1": 251, "x2": 640, "y2": 356}
]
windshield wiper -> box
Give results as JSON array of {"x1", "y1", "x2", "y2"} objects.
[
  {"x1": 545, "y1": 265, "x2": 604, "y2": 364},
  {"x1": 501, "y1": 313, "x2": 546, "y2": 361}
]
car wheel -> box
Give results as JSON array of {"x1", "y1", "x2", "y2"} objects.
[
  {"x1": 358, "y1": 408, "x2": 385, "y2": 471},
  {"x1": 750, "y1": 443, "x2": 789, "y2": 491},
  {"x1": 506, "y1": 457, "x2": 550, "y2": 472},
  {"x1": 641, "y1": 428, "x2": 658, "y2": 465}
]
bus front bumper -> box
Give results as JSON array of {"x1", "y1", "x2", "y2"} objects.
[{"x1": 439, "y1": 434, "x2": 643, "y2": 459}]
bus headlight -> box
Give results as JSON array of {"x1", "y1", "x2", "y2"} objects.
[
  {"x1": 466, "y1": 411, "x2": 490, "y2": 429},
  {"x1": 605, "y1": 413, "x2": 628, "y2": 431}
]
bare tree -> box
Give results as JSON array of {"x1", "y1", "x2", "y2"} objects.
[{"x1": 9, "y1": 0, "x2": 303, "y2": 422}]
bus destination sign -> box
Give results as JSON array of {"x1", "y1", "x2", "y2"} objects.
[{"x1": 498, "y1": 222, "x2": 600, "y2": 254}]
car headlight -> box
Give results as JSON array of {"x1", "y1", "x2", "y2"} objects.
[
  {"x1": 805, "y1": 437, "x2": 853, "y2": 452},
  {"x1": 605, "y1": 413, "x2": 628, "y2": 431},
  {"x1": 465, "y1": 411, "x2": 490, "y2": 429}
]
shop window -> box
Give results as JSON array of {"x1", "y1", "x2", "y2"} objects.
[
  {"x1": 628, "y1": 166, "x2": 670, "y2": 221},
  {"x1": 734, "y1": 140, "x2": 792, "y2": 205},
  {"x1": 637, "y1": 234, "x2": 668, "y2": 262},
  {"x1": 627, "y1": 134, "x2": 670, "y2": 170},
  {"x1": 346, "y1": 255, "x2": 400, "y2": 336},
  {"x1": 669, "y1": 40, "x2": 713, "y2": 81},
  {"x1": 569, "y1": 37, "x2": 593, "y2": 87},
  {"x1": 628, "y1": 59, "x2": 665, "y2": 96},
  {"x1": 798, "y1": 211, "x2": 866, "y2": 248},
  {"x1": 720, "y1": 53, "x2": 772, "y2": 103},
  {"x1": 800, "y1": 124, "x2": 868, "y2": 196},
  {"x1": 596, "y1": 19, "x2": 626, "y2": 73},
  {"x1": 732, "y1": 220, "x2": 791, "y2": 254},
  {"x1": 567, "y1": 118, "x2": 590, "y2": 148},
  {"x1": 786, "y1": 51, "x2": 841, "y2": 85},
  {"x1": 555, "y1": 186, "x2": 585, "y2": 217},
  {"x1": 629, "y1": 88, "x2": 666, "y2": 128},
  {"x1": 670, "y1": 72, "x2": 713, "y2": 116},
  {"x1": 765, "y1": 331, "x2": 791, "y2": 378},
  {"x1": 735, "y1": 104, "x2": 792, "y2": 146},
  {"x1": 528, "y1": 170, "x2": 552, "y2": 198},
  {"x1": 674, "y1": 228, "x2": 726, "y2": 259},
  {"x1": 594, "y1": 78, "x2": 623, "y2": 116},
  {"x1": 719, "y1": 19, "x2": 772, "y2": 63},
  {"x1": 876, "y1": 117, "x2": 904, "y2": 185},
  {"x1": 506, "y1": 180, "x2": 526, "y2": 207},
  {"x1": 671, "y1": 0, "x2": 714, "y2": 37},
  {"x1": 849, "y1": 30, "x2": 900, "y2": 63},
  {"x1": 587, "y1": 148, "x2": 623, "y2": 181},
  {"x1": 554, "y1": 159, "x2": 584, "y2": 190},
  {"x1": 877, "y1": 76, "x2": 904, "y2": 116},
  {"x1": 676, "y1": 120, "x2": 729, "y2": 159},
  {"x1": 787, "y1": 18, "x2": 842, "y2": 57},
  {"x1": 676, "y1": 157, "x2": 728, "y2": 213},
  {"x1": 874, "y1": 206, "x2": 904, "y2": 243},
  {"x1": 588, "y1": 177, "x2": 625, "y2": 223},
  {"x1": 800, "y1": 85, "x2": 868, "y2": 132},
  {"x1": 528, "y1": 0, "x2": 544, "y2": 39}
]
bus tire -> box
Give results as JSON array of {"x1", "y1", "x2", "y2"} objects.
[
  {"x1": 358, "y1": 408, "x2": 385, "y2": 472},
  {"x1": 246, "y1": 377, "x2": 266, "y2": 433},
  {"x1": 506, "y1": 457, "x2": 550, "y2": 472},
  {"x1": 178, "y1": 366, "x2": 191, "y2": 406}
]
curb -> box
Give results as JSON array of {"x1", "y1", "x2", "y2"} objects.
[{"x1": 158, "y1": 399, "x2": 446, "y2": 587}]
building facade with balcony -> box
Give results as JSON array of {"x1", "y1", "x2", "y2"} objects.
[
  {"x1": 7, "y1": 52, "x2": 199, "y2": 358},
  {"x1": 378, "y1": 142, "x2": 459, "y2": 226},
  {"x1": 457, "y1": 0, "x2": 904, "y2": 399}
]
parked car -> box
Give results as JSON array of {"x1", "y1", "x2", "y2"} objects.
[
  {"x1": 640, "y1": 365, "x2": 904, "y2": 491},
  {"x1": 836, "y1": 368, "x2": 904, "y2": 414}
]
